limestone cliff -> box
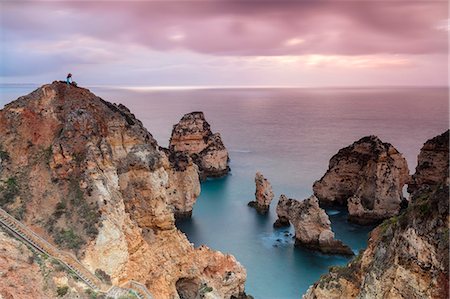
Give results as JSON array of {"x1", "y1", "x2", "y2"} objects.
[
  {"x1": 169, "y1": 112, "x2": 230, "y2": 180},
  {"x1": 274, "y1": 195, "x2": 353, "y2": 256},
  {"x1": 303, "y1": 131, "x2": 449, "y2": 299},
  {"x1": 0, "y1": 82, "x2": 246, "y2": 299},
  {"x1": 248, "y1": 172, "x2": 274, "y2": 214},
  {"x1": 408, "y1": 130, "x2": 449, "y2": 198},
  {"x1": 313, "y1": 136, "x2": 410, "y2": 224}
]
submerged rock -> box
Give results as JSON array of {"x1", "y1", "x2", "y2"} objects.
[
  {"x1": 248, "y1": 172, "x2": 274, "y2": 214},
  {"x1": 303, "y1": 131, "x2": 449, "y2": 299},
  {"x1": 0, "y1": 82, "x2": 246, "y2": 298},
  {"x1": 169, "y1": 111, "x2": 230, "y2": 180},
  {"x1": 313, "y1": 136, "x2": 410, "y2": 224},
  {"x1": 274, "y1": 195, "x2": 353, "y2": 256}
]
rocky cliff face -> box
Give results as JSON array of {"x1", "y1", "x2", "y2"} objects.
[
  {"x1": 408, "y1": 130, "x2": 449, "y2": 198},
  {"x1": 274, "y1": 195, "x2": 353, "y2": 255},
  {"x1": 0, "y1": 82, "x2": 246, "y2": 299},
  {"x1": 169, "y1": 112, "x2": 230, "y2": 180},
  {"x1": 248, "y1": 172, "x2": 274, "y2": 214},
  {"x1": 304, "y1": 131, "x2": 449, "y2": 299},
  {"x1": 313, "y1": 136, "x2": 410, "y2": 224}
]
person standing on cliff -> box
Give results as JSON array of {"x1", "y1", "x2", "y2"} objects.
[{"x1": 66, "y1": 73, "x2": 72, "y2": 85}]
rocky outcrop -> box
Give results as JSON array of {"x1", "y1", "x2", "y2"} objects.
[
  {"x1": 408, "y1": 130, "x2": 449, "y2": 198},
  {"x1": 303, "y1": 132, "x2": 449, "y2": 299},
  {"x1": 0, "y1": 82, "x2": 247, "y2": 299},
  {"x1": 274, "y1": 195, "x2": 353, "y2": 256},
  {"x1": 313, "y1": 136, "x2": 410, "y2": 224},
  {"x1": 169, "y1": 112, "x2": 230, "y2": 180},
  {"x1": 248, "y1": 172, "x2": 274, "y2": 214},
  {"x1": 160, "y1": 148, "x2": 201, "y2": 219}
]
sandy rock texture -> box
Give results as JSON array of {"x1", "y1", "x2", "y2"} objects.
[
  {"x1": 274, "y1": 195, "x2": 353, "y2": 255},
  {"x1": 0, "y1": 82, "x2": 247, "y2": 299},
  {"x1": 408, "y1": 130, "x2": 449, "y2": 198},
  {"x1": 303, "y1": 132, "x2": 449, "y2": 299},
  {"x1": 0, "y1": 230, "x2": 92, "y2": 299},
  {"x1": 313, "y1": 136, "x2": 410, "y2": 224},
  {"x1": 169, "y1": 112, "x2": 230, "y2": 180}
]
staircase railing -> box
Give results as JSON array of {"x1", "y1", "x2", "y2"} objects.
[{"x1": 0, "y1": 207, "x2": 152, "y2": 298}]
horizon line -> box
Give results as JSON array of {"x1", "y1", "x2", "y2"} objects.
[{"x1": 0, "y1": 83, "x2": 448, "y2": 91}]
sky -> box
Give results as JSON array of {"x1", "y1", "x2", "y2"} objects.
[{"x1": 0, "y1": 1, "x2": 448, "y2": 87}]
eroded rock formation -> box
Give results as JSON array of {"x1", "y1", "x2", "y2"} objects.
[
  {"x1": 274, "y1": 195, "x2": 353, "y2": 255},
  {"x1": 313, "y1": 136, "x2": 410, "y2": 224},
  {"x1": 408, "y1": 130, "x2": 449, "y2": 198},
  {"x1": 248, "y1": 172, "x2": 274, "y2": 214},
  {"x1": 303, "y1": 131, "x2": 449, "y2": 299},
  {"x1": 0, "y1": 82, "x2": 246, "y2": 299},
  {"x1": 169, "y1": 112, "x2": 230, "y2": 180}
]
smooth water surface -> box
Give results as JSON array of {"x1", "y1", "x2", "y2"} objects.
[{"x1": 1, "y1": 85, "x2": 448, "y2": 298}]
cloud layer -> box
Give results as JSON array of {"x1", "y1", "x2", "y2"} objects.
[{"x1": 0, "y1": 1, "x2": 448, "y2": 86}]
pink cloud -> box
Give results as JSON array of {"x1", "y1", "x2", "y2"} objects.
[{"x1": 2, "y1": 1, "x2": 448, "y2": 56}]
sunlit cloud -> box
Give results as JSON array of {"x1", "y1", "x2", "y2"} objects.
[
  {"x1": 0, "y1": 1, "x2": 447, "y2": 86},
  {"x1": 284, "y1": 38, "x2": 305, "y2": 47}
]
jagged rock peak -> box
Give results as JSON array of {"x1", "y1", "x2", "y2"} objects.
[
  {"x1": 169, "y1": 111, "x2": 230, "y2": 179},
  {"x1": 313, "y1": 135, "x2": 410, "y2": 224},
  {"x1": 248, "y1": 172, "x2": 274, "y2": 214},
  {"x1": 274, "y1": 195, "x2": 353, "y2": 256}
]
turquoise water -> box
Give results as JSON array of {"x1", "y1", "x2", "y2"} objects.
[{"x1": 1, "y1": 85, "x2": 448, "y2": 298}]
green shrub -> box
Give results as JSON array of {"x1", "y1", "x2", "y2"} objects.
[
  {"x1": 0, "y1": 177, "x2": 19, "y2": 206},
  {"x1": 85, "y1": 289, "x2": 98, "y2": 299},
  {"x1": 56, "y1": 285, "x2": 69, "y2": 297},
  {"x1": 53, "y1": 201, "x2": 67, "y2": 218},
  {"x1": 0, "y1": 150, "x2": 9, "y2": 161},
  {"x1": 54, "y1": 229, "x2": 85, "y2": 250},
  {"x1": 42, "y1": 146, "x2": 53, "y2": 164}
]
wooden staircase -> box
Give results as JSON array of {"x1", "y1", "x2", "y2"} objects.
[{"x1": 0, "y1": 207, "x2": 152, "y2": 299}]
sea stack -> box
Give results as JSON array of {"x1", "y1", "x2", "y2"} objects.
[
  {"x1": 0, "y1": 82, "x2": 247, "y2": 299},
  {"x1": 169, "y1": 112, "x2": 230, "y2": 180},
  {"x1": 313, "y1": 136, "x2": 410, "y2": 224},
  {"x1": 248, "y1": 172, "x2": 274, "y2": 214},
  {"x1": 274, "y1": 195, "x2": 354, "y2": 256},
  {"x1": 303, "y1": 131, "x2": 449, "y2": 299}
]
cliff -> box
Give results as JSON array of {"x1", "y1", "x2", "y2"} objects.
[
  {"x1": 274, "y1": 195, "x2": 353, "y2": 256},
  {"x1": 408, "y1": 130, "x2": 449, "y2": 197},
  {"x1": 248, "y1": 172, "x2": 274, "y2": 214},
  {"x1": 313, "y1": 136, "x2": 410, "y2": 224},
  {"x1": 169, "y1": 112, "x2": 230, "y2": 180},
  {"x1": 303, "y1": 131, "x2": 449, "y2": 299},
  {"x1": 0, "y1": 82, "x2": 247, "y2": 299}
]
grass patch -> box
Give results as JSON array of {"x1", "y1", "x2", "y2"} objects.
[
  {"x1": 57, "y1": 285, "x2": 69, "y2": 297},
  {"x1": 69, "y1": 178, "x2": 100, "y2": 238},
  {"x1": 41, "y1": 145, "x2": 53, "y2": 165},
  {"x1": 54, "y1": 228, "x2": 85, "y2": 251},
  {"x1": 0, "y1": 177, "x2": 20, "y2": 206},
  {"x1": 0, "y1": 150, "x2": 9, "y2": 161}
]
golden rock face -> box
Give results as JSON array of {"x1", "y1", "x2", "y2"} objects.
[{"x1": 0, "y1": 82, "x2": 246, "y2": 299}]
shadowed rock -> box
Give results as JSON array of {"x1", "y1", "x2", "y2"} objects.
[
  {"x1": 303, "y1": 131, "x2": 449, "y2": 299},
  {"x1": 274, "y1": 195, "x2": 353, "y2": 256},
  {"x1": 313, "y1": 135, "x2": 410, "y2": 224}
]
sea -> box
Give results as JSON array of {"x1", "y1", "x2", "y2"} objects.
[{"x1": 1, "y1": 85, "x2": 448, "y2": 299}]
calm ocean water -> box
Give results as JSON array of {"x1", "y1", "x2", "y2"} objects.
[{"x1": 1, "y1": 85, "x2": 448, "y2": 298}]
